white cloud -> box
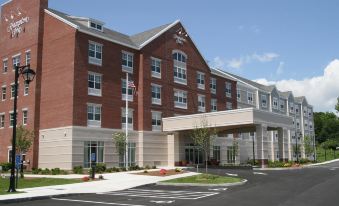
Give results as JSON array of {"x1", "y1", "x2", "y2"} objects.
[
  {"x1": 211, "y1": 52, "x2": 279, "y2": 70},
  {"x1": 276, "y1": 61, "x2": 284, "y2": 75},
  {"x1": 254, "y1": 59, "x2": 339, "y2": 112}
]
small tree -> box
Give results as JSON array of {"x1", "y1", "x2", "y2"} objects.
[
  {"x1": 15, "y1": 125, "x2": 34, "y2": 178},
  {"x1": 112, "y1": 132, "x2": 126, "y2": 167},
  {"x1": 293, "y1": 144, "x2": 301, "y2": 162},
  {"x1": 304, "y1": 135, "x2": 314, "y2": 159},
  {"x1": 335, "y1": 97, "x2": 339, "y2": 114},
  {"x1": 190, "y1": 117, "x2": 216, "y2": 173}
]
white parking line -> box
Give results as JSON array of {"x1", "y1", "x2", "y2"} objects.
[
  {"x1": 99, "y1": 189, "x2": 219, "y2": 200},
  {"x1": 209, "y1": 188, "x2": 228, "y2": 191},
  {"x1": 225, "y1": 173, "x2": 238, "y2": 176},
  {"x1": 52, "y1": 198, "x2": 146, "y2": 206},
  {"x1": 253, "y1": 172, "x2": 267, "y2": 175}
]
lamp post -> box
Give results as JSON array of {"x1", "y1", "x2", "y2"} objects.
[{"x1": 8, "y1": 65, "x2": 36, "y2": 193}]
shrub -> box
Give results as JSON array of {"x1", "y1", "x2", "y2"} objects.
[
  {"x1": 51, "y1": 168, "x2": 61, "y2": 175},
  {"x1": 0, "y1": 162, "x2": 12, "y2": 172},
  {"x1": 32, "y1": 168, "x2": 42, "y2": 174},
  {"x1": 143, "y1": 170, "x2": 148, "y2": 173},
  {"x1": 268, "y1": 161, "x2": 285, "y2": 168},
  {"x1": 95, "y1": 163, "x2": 106, "y2": 173},
  {"x1": 98, "y1": 175, "x2": 104, "y2": 180},
  {"x1": 246, "y1": 159, "x2": 259, "y2": 166},
  {"x1": 175, "y1": 168, "x2": 182, "y2": 172},
  {"x1": 106, "y1": 168, "x2": 113, "y2": 173},
  {"x1": 299, "y1": 158, "x2": 311, "y2": 164},
  {"x1": 152, "y1": 165, "x2": 157, "y2": 169},
  {"x1": 129, "y1": 165, "x2": 140, "y2": 171},
  {"x1": 41, "y1": 168, "x2": 51, "y2": 175},
  {"x1": 82, "y1": 176, "x2": 90, "y2": 182},
  {"x1": 145, "y1": 165, "x2": 151, "y2": 170},
  {"x1": 73, "y1": 166, "x2": 83, "y2": 174},
  {"x1": 121, "y1": 167, "x2": 127, "y2": 171}
]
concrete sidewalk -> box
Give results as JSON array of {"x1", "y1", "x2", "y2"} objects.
[{"x1": 0, "y1": 169, "x2": 198, "y2": 202}]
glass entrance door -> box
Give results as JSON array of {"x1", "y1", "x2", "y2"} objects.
[{"x1": 184, "y1": 144, "x2": 203, "y2": 165}]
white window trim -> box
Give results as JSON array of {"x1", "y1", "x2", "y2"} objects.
[
  {"x1": 0, "y1": 112, "x2": 5, "y2": 129},
  {"x1": 25, "y1": 50, "x2": 31, "y2": 65},
  {"x1": 87, "y1": 103, "x2": 102, "y2": 128},
  {"x1": 151, "y1": 57, "x2": 161, "y2": 79},
  {"x1": 122, "y1": 51, "x2": 134, "y2": 73},
  {"x1": 2, "y1": 58, "x2": 8, "y2": 74},
  {"x1": 279, "y1": 100, "x2": 285, "y2": 111},
  {"x1": 173, "y1": 66, "x2": 187, "y2": 85},
  {"x1": 174, "y1": 89, "x2": 188, "y2": 109},
  {"x1": 261, "y1": 94, "x2": 267, "y2": 108},
  {"x1": 226, "y1": 102, "x2": 233, "y2": 110},
  {"x1": 88, "y1": 21, "x2": 104, "y2": 32},
  {"x1": 225, "y1": 82, "x2": 232, "y2": 98},
  {"x1": 247, "y1": 92, "x2": 254, "y2": 104},
  {"x1": 121, "y1": 78, "x2": 133, "y2": 102},
  {"x1": 10, "y1": 82, "x2": 19, "y2": 99},
  {"x1": 88, "y1": 72, "x2": 102, "y2": 97},
  {"x1": 237, "y1": 89, "x2": 241, "y2": 101},
  {"x1": 88, "y1": 41, "x2": 103, "y2": 66},
  {"x1": 121, "y1": 108, "x2": 134, "y2": 130},
  {"x1": 197, "y1": 72, "x2": 205, "y2": 90},
  {"x1": 22, "y1": 108, "x2": 28, "y2": 125},
  {"x1": 151, "y1": 110, "x2": 162, "y2": 131},
  {"x1": 211, "y1": 98, "x2": 217, "y2": 112},
  {"x1": 273, "y1": 97, "x2": 278, "y2": 109},
  {"x1": 210, "y1": 77, "x2": 216, "y2": 94},
  {"x1": 198, "y1": 94, "x2": 206, "y2": 112},
  {"x1": 1, "y1": 85, "x2": 6, "y2": 101},
  {"x1": 151, "y1": 83, "x2": 162, "y2": 105}
]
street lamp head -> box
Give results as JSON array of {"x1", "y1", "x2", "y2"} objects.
[{"x1": 21, "y1": 65, "x2": 36, "y2": 84}]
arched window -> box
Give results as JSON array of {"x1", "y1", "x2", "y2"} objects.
[{"x1": 172, "y1": 50, "x2": 187, "y2": 85}]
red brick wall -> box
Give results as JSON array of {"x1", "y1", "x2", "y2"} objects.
[{"x1": 0, "y1": 0, "x2": 48, "y2": 167}]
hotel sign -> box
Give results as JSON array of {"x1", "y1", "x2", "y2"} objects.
[{"x1": 7, "y1": 16, "x2": 30, "y2": 38}]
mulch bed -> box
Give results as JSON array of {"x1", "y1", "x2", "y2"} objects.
[{"x1": 134, "y1": 169, "x2": 187, "y2": 177}]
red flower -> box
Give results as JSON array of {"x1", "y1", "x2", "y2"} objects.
[{"x1": 160, "y1": 169, "x2": 167, "y2": 175}]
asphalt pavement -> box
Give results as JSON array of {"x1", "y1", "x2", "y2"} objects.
[{"x1": 5, "y1": 161, "x2": 339, "y2": 206}]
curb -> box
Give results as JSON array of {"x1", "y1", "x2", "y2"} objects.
[
  {"x1": 253, "y1": 167, "x2": 304, "y2": 171},
  {"x1": 0, "y1": 193, "x2": 84, "y2": 204},
  {"x1": 156, "y1": 179, "x2": 247, "y2": 187}
]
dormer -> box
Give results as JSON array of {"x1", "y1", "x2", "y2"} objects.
[{"x1": 88, "y1": 19, "x2": 104, "y2": 32}]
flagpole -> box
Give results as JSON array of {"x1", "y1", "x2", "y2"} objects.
[{"x1": 125, "y1": 72, "x2": 129, "y2": 169}]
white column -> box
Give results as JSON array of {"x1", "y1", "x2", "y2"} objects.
[
  {"x1": 288, "y1": 130, "x2": 292, "y2": 160},
  {"x1": 256, "y1": 124, "x2": 268, "y2": 167},
  {"x1": 167, "y1": 133, "x2": 179, "y2": 167},
  {"x1": 278, "y1": 127, "x2": 285, "y2": 161}
]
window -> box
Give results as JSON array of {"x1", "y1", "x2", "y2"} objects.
[
  {"x1": 295, "y1": 105, "x2": 299, "y2": 113},
  {"x1": 25, "y1": 51, "x2": 31, "y2": 65},
  {"x1": 198, "y1": 95, "x2": 205, "y2": 112},
  {"x1": 12, "y1": 55, "x2": 20, "y2": 70},
  {"x1": 225, "y1": 82, "x2": 232, "y2": 98},
  {"x1": 280, "y1": 100, "x2": 285, "y2": 111},
  {"x1": 213, "y1": 146, "x2": 220, "y2": 161},
  {"x1": 226, "y1": 102, "x2": 233, "y2": 110},
  {"x1": 290, "y1": 102, "x2": 294, "y2": 113},
  {"x1": 296, "y1": 119, "x2": 300, "y2": 129},
  {"x1": 9, "y1": 112, "x2": 14, "y2": 127},
  {"x1": 292, "y1": 117, "x2": 295, "y2": 126},
  {"x1": 237, "y1": 89, "x2": 241, "y2": 101},
  {"x1": 211, "y1": 99, "x2": 217, "y2": 112},
  {"x1": 122, "y1": 51, "x2": 133, "y2": 72},
  {"x1": 310, "y1": 122, "x2": 313, "y2": 130},
  {"x1": 121, "y1": 79, "x2": 133, "y2": 101},
  {"x1": 0, "y1": 114, "x2": 4, "y2": 128},
  {"x1": 247, "y1": 92, "x2": 253, "y2": 104},
  {"x1": 151, "y1": 57, "x2": 161, "y2": 78},
  {"x1": 173, "y1": 66, "x2": 187, "y2": 84},
  {"x1": 227, "y1": 146, "x2": 236, "y2": 164},
  {"x1": 84, "y1": 141, "x2": 104, "y2": 168},
  {"x1": 174, "y1": 90, "x2": 187, "y2": 109},
  {"x1": 87, "y1": 104, "x2": 101, "y2": 127},
  {"x1": 305, "y1": 121, "x2": 308, "y2": 129},
  {"x1": 119, "y1": 142, "x2": 136, "y2": 167},
  {"x1": 303, "y1": 108, "x2": 307, "y2": 117},
  {"x1": 273, "y1": 97, "x2": 278, "y2": 109},
  {"x1": 88, "y1": 72, "x2": 102, "y2": 96},
  {"x1": 152, "y1": 111, "x2": 162, "y2": 131},
  {"x1": 197, "y1": 72, "x2": 205, "y2": 90},
  {"x1": 308, "y1": 108, "x2": 312, "y2": 118},
  {"x1": 89, "y1": 21, "x2": 103, "y2": 31},
  {"x1": 22, "y1": 110, "x2": 28, "y2": 125},
  {"x1": 121, "y1": 108, "x2": 133, "y2": 130},
  {"x1": 151, "y1": 84, "x2": 161, "y2": 105},
  {"x1": 2, "y1": 59, "x2": 8, "y2": 73},
  {"x1": 24, "y1": 82, "x2": 29, "y2": 96},
  {"x1": 173, "y1": 51, "x2": 187, "y2": 85},
  {"x1": 261, "y1": 95, "x2": 267, "y2": 108},
  {"x1": 88, "y1": 42, "x2": 102, "y2": 66},
  {"x1": 210, "y1": 78, "x2": 216, "y2": 94},
  {"x1": 1, "y1": 86, "x2": 6, "y2": 101},
  {"x1": 11, "y1": 84, "x2": 18, "y2": 99}
]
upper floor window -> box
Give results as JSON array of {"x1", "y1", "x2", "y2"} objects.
[
  {"x1": 308, "y1": 108, "x2": 312, "y2": 118},
  {"x1": 174, "y1": 66, "x2": 187, "y2": 85},
  {"x1": 247, "y1": 92, "x2": 254, "y2": 104},
  {"x1": 89, "y1": 21, "x2": 103, "y2": 32},
  {"x1": 296, "y1": 119, "x2": 300, "y2": 129},
  {"x1": 210, "y1": 78, "x2": 216, "y2": 94},
  {"x1": 22, "y1": 110, "x2": 28, "y2": 125},
  {"x1": 273, "y1": 97, "x2": 278, "y2": 109},
  {"x1": 303, "y1": 108, "x2": 307, "y2": 117},
  {"x1": 211, "y1": 99, "x2": 217, "y2": 112},
  {"x1": 198, "y1": 95, "x2": 206, "y2": 112},
  {"x1": 121, "y1": 79, "x2": 133, "y2": 101},
  {"x1": 261, "y1": 94, "x2": 267, "y2": 108},
  {"x1": 25, "y1": 51, "x2": 31, "y2": 65},
  {"x1": 24, "y1": 82, "x2": 29, "y2": 96},
  {"x1": 0, "y1": 114, "x2": 4, "y2": 128},
  {"x1": 197, "y1": 72, "x2": 205, "y2": 90},
  {"x1": 88, "y1": 72, "x2": 102, "y2": 96},
  {"x1": 237, "y1": 89, "x2": 241, "y2": 101},
  {"x1": 151, "y1": 111, "x2": 162, "y2": 131},
  {"x1": 226, "y1": 102, "x2": 233, "y2": 110},
  {"x1": 12, "y1": 55, "x2": 20, "y2": 70},
  {"x1": 87, "y1": 103, "x2": 101, "y2": 127},
  {"x1": 9, "y1": 112, "x2": 14, "y2": 127},
  {"x1": 121, "y1": 108, "x2": 133, "y2": 130},
  {"x1": 122, "y1": 51, "x2": 133, "y2": 72},
  {"x1": 225, "y1": 82, "x2": 232, "y2": 98},
  {"x1": 280, "y1": 100, "x2": 285, "y2": 111},
  {"x1": 151, "y1": 57, "x2": 161, "y2": 78},
  {"x1": 2, "y1": 59, "x2": 8, "y2": 73},
  {"x1": 88, "y1": 41, "x2": 102, "y2": 66},
  {"x1": 1, "y1": 86, "x2": 6, "y2": 101},
  {"x1": 290, "y1": 102, "x2": 294, "y2": 113},
  {"x1": 174, "y1": 90, "x2": 187, "y2": 109},
  {"x1": 295, "y1": 105, "x2": 299, "y2": 113},
  {"x1": 173, "y1": 52, "x2": 187, "y2": 63},
  {"x1": 151, "y1": 84, "x2": 161, "y2": 105},
  {"x1": 11, "y1": 83, "x2": 18, "y2": 99}
]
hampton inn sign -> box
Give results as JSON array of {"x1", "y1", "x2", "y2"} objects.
[{"x1": 4, "y1": 8, "x2": 29, "y2": 38}]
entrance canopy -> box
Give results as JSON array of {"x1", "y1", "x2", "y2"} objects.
[{"x1": 162, "y1": 108, "x2": 293, "y2": 132}]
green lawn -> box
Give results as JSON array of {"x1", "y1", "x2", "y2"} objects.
[
  {"x1": 0, "y1": 178, "x2": 82, "y2": 195},
  {"x1": 316, "y1": 147, "x2": 339, "y2": 163},
  {"x1": 163, "y1": 174, "x2": 242, "y2": 184}
]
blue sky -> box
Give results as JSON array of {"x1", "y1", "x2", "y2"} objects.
[{"x1": 2, "y1": 0, "x2": 339, "y2": 112}]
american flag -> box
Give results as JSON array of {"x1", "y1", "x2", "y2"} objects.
[{"x1": 128, "y1": 81, "x2": 136, "y2": 88}]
